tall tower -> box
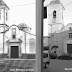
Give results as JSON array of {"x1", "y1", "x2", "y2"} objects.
[
  {"x1": 0, "y1": 0, "x2": 9, "y2": 25},
  {"x1": 47, "y1": 0, "x2": 65, "y2": 33},
  {"x1": 0, "y1": 0, "x2": 9, "y2": 53}
]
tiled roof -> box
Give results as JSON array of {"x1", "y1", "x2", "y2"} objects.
[
  {"x1": 48, "y1": 0, "x2": 65, "y2": 10},
  {"x1": 0, "y1": 0, "x2": 9, "y2": 9}
]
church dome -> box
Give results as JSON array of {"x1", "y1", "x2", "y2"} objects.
[{"x1": 65, "y1": 23, "x2": 72, "y2": 30}]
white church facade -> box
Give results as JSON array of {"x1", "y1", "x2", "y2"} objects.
[
  {"x1": 44, "y1": 0, "x2": 72, "y2": 56},
  {"x1": 0, "y1": 0, "x2": 36, "y2": 58}
]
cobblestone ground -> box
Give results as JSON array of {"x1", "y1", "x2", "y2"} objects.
[
  {"x1": 0, "y1": 59, "x2": 36, "y2": 72},
  {"x1": 44, "y1": 59, "x2": 72, "y2": 72}
]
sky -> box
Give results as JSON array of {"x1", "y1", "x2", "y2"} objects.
[
  {"x1": 3, "y1": 0, "x2": 36, "y2": 35},
  {"x1": 3, "y1": 0, "x2": 72, "y2": 36},
  {"x1": 44, "y1": 0, "x2": 72, "y2": 35}
]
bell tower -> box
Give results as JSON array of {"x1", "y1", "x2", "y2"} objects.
[
  {"x1": 47, "y1": 0, "x2": 65, "y2": 33},
  {"x1": 0, "y1": 0, "x2": 9, "y2": 24},
  {"x1": 0, "y1": 0, "x2": 9, "y2": 53}
]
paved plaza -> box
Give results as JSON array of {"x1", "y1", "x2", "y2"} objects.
[{"x1": 44, "y1": 59, "x2": 72, "y2": 72}]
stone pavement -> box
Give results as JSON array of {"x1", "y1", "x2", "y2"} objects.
[{"x1": 43, "y1": 59, "x2": 72, "y2": 72}]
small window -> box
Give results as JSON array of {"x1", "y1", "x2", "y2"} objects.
[
  {"x1": 12, "y1": 28, "x2": 16, "y2": 39},
  {"x1": 44, "y1": 7, "x2": 47, "y2": 18},
  {"x1": 6, "y1": 12, "x2": 8, "y2": 21},
  {"x1": 69, "y1": 27, "x2": 72, "y2": 30},
  {"x1": 53, "y1": 10, "x2": 56, "y2": 18},
  {"x1": 69, "y1": 33, "x2": 72, "y2": 38},
  {"x1": 13, "y1": 35, "x2": 15, "y2": 38}
]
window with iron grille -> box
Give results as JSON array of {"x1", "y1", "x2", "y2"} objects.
[
  {"x1": 12, "y1": 28, "x2": 16, "y2": 39},
  {"x1": 53, "y1": 10, "x2": 56, "y2": 18},
  {"x1": 69, "y1": 33, "x2": 72, "y2": 38}
]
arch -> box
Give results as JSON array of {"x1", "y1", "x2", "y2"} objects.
[{"x1": 4, "y1": 25, "x2": 19, "y2": 33}]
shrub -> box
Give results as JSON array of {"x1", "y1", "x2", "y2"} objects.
[{"x1": 57, "y1": 53, "x2": 72, "y2": 60}]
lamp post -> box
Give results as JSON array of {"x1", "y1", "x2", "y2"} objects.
[
  {"x1": 23, "y1": 27, "x2": 27, "y2": 54},
  {"x1": 48, "y1": 24, "x2": 53, "y2": 52},
  {"x1": 19, "y1": 25, "x2": 31, "y2": 54},
  {"x1": 23, "y1": 27, "x2": 31, "y2": 54}
]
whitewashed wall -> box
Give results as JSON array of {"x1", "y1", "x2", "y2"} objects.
[{"x1": 3, "y1": 25, "x2": 35, "y2": 54}]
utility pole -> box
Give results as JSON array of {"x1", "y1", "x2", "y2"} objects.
[{"x1": 35, "y1": 0, "x2": 44, "y2": 72}]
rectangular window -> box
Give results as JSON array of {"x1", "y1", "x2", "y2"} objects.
[
  {"x1": 12, "y1": 28, "x2": 16, "y2": 39},
  {"x1": 53, "y1": 10, "x2": 56, "y2": 18},
  {"x1": 44, "y1": 7, "x2": 47, "y2": 19},
  {"x1": 69, "y1": 33, "x2": 72, "y2": 38},
  {"x1": 13, "y1": 35, "x2": 15, "y2": 38}
]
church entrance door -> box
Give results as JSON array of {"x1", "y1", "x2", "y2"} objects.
[{"x1": 10, "y1": 46, "x2": 19, "y2": 58}]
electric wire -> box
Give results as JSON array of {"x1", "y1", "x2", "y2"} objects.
[
  {"x1": 48, "y1": 1, "x2": 72, "y2": 16},
  {"x1": 10, "y1": 3, "x2": 35, "y2": 7}
]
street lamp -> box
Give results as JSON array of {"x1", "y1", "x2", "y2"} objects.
[
  {"x1": 48, "y1": 23, "x2": 61, "y2": 52},
  {"x1": 22, "y1": 27, "x2": 31, "y2": 54},
  {"x1": 18, "y1": 25, "x2": 31, "y2": 54},
  {"x1": 48, "y1": 24, "x2": 53, "y2": 53}
]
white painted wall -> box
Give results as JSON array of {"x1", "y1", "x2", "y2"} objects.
[
  {"x1": 0, "y1": 7, "x2": 8, "y2": 24},
  {"x1": 2, "y1": 25, "x2": 36, "y2": 54},
  {"x1": 48, "y1": 4, "x2": 64, "y2": 24},
  {"x1": 48, "y1": 3, "x2": 64, "y2": 33}
]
